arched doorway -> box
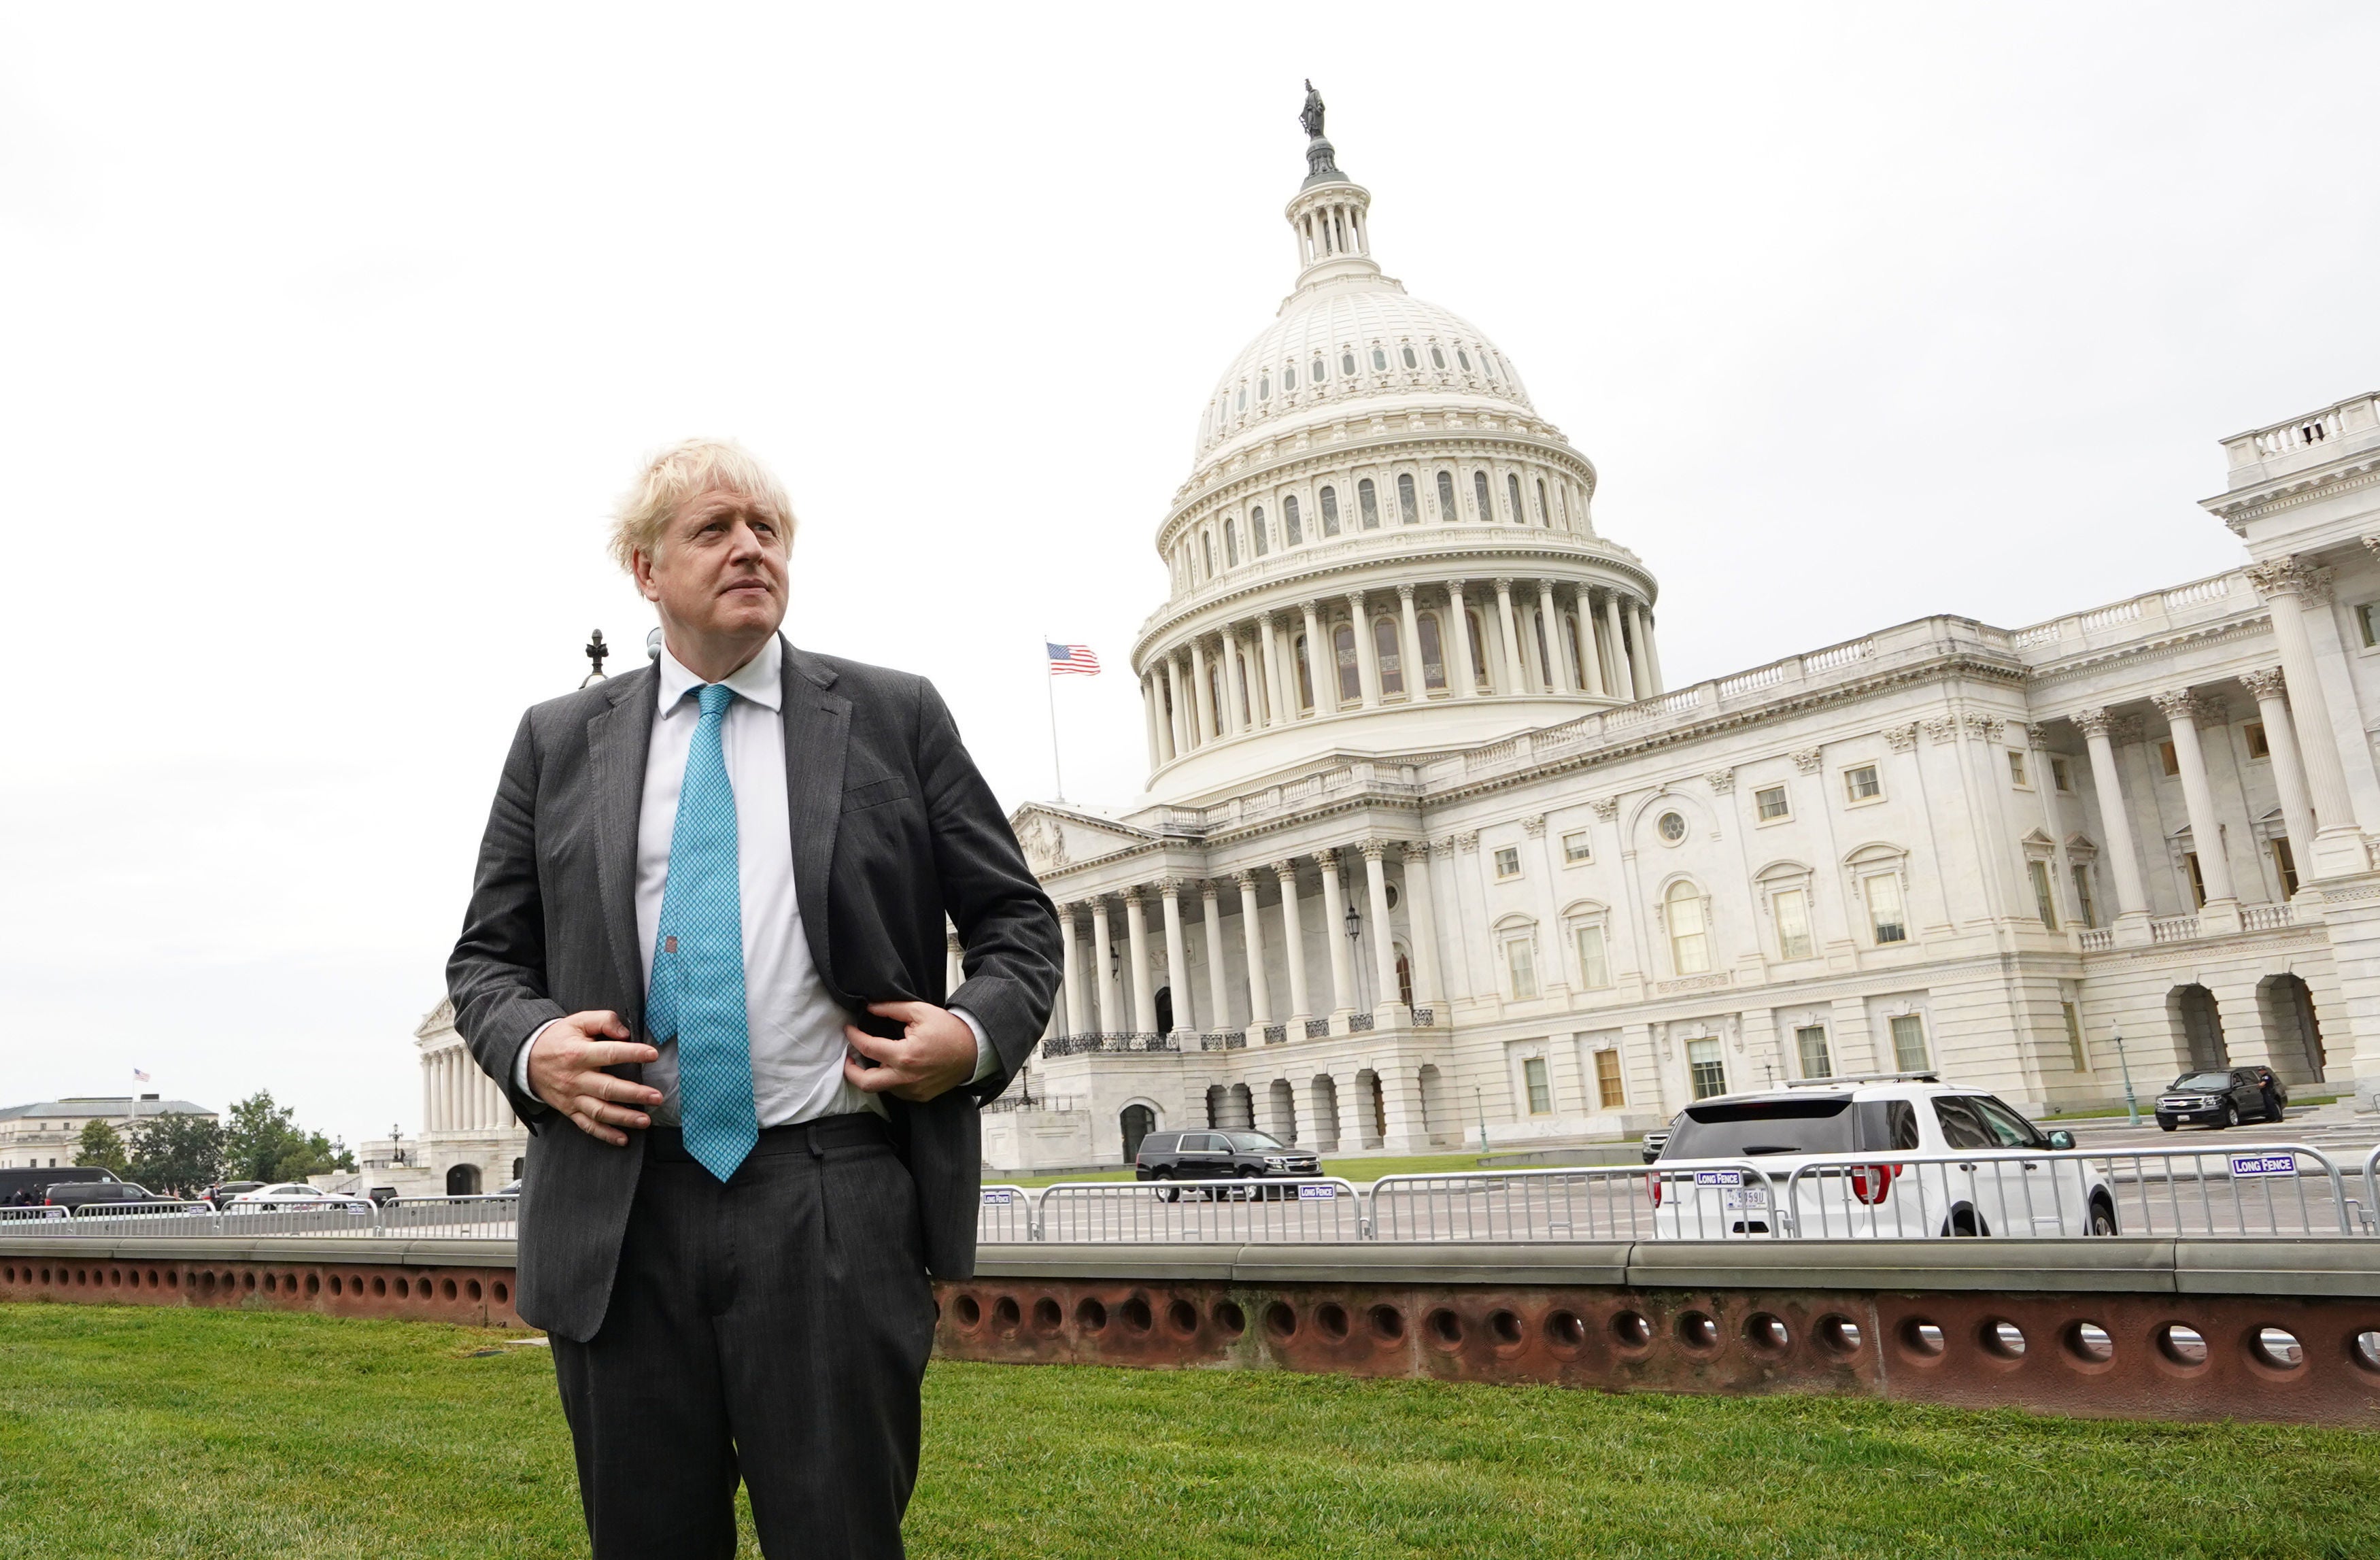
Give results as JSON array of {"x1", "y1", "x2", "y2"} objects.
[
  {"x1": 1204, "y1": 1085, "x2": 1225, "y2": 1128},
  {"x1": 1119, "y1": 1104, "x2": 1156, "y2": 1164},
  {"x1": 445, "y1": 1164, "x2": 481, "y2": 1197},
  {"x1": 1155, "y1": 985, "x2": 1174, "y2": 1038},
  {"x1": 2258, "y1": 973, "x2": 2326, "y2": 1083},
  {"x1": 1268, "y1": 1079, "x2": 1299, "y2": 1144},
  {"x1": 2168, "y1": 985, "x2": 2228, "y2": 1072},
  {"x1": 1308, "y1": 1075, "x2": 1342, "y2": 1152},
  {"x1": 510, "y1": 1157, "x2": 524, "y2": 1181},
  {"x1": 1223, "y1": 1083, "x2": 1256, "y2": 1132},
  {"x1": 1395, "y1": 950, "x2": 1414, "y2": 1008}
]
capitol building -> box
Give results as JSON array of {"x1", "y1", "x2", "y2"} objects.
[{"x1": 373, "y1": 99, "x2": 2380, "y2": 1192}]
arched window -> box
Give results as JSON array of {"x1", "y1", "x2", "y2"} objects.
[
  {"x1": 1467, "y1": 611, "x2": 1492, "y2": 691},
  {"x1": 1224, "y1": 518, "x2": 1240, "y2": 566},
  {"x1": 1484, "y1": 353, "x2": 1501, "y2": 381},
  {"x1": 1401, "y1": 344, "x2": 1418, "y2": 369},
  {"x1": 1258, "y1": 373, "x2": 1270, "y2": 402},
  {"x1": 1311, "y1": 356, "x2": 1325, "y2": 383},
  {"x1": 1437, "y1": 470, "x2": 1458, "y2": 520},
  {"x1": 1429, "y1": 345, "x2": 1446, "y2": 369},
  {"x1": 1333, "y1": 622, "x2": 1359, "y2": 702},
  {"x1": 1371, "y1": 345, "x2": 1388, "y2": 371},
  {"x1": 1667, "y1": 881, "x2": 1711, "y2": 975},
  {"x1": 1283, "y1": 363, "x2": 1297, "y2": 391},
  {"x1": 1397, "y1": 471, "x2": 1419, "y2": 524},
  {"x1": 1554, "y1": 483, "x2": 1570, "y2": 530},
  {"x1": 1282, "y1": 495, "x2": 1302, "y2": 545},
  {"x1": 1294, "y1": 633, "x2": 1314, "y2": 711},
  {"x1": 1376, "y1": 618, "x2": 1404, "y2": 696},
  {"x1": 1473, "y1": 469, "x2": 1493, "y2": 520},
  {"x1": 1417, "y1": 612, "x2": 1447, "y2": 690},
  {"x1": 1319, "y1": 486, "x2": 1340, "y2": 536},
  {"x1": 1236, "y1": 385, "x2": 1246, "y2": 411},
  {"x1": 1358, "y1": 477, "x2": 1380, "y2": 529},
  {"x1": 1251, "y1": 505, "x2": 1268, "y2": 556},
  {"x1": 1458, "y1": 347, "x2": 1473, "y2": 371},
  {"x1": 1508, "y1": 472, "x2": 1526, "y2": 525},
  {"x1": 1341, "y1": 350, "x2": 1356, "y2": 377},
  {"x1": 1537, "y1": 478, "x2": 1550, "y2": 526}
]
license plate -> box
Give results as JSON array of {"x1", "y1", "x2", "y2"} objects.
[{"x1": 1723, "y1": 1189, "x2": 1771, "y2": 1212}]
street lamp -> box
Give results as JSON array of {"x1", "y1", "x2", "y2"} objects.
[
  {"x1": 1344, "y1": 901, "x2": 1367, "y2": 1009},
  {"x1": 2112, "y1": 1027, "x2": 2141, "y2": 1128}
]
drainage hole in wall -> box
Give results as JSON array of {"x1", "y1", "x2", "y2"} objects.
[
  {"x1": 1544, "y1": 1310, "x2": 1584, "y2": 1350},
  {"x1": 441, "y1": 1278, "x2": 458, "y2": 1301},
  {"x1": 951, "y1": 1293, "x2": 979, "y2": 1329},
  {"x1": 467, "y1": 1279, "x2": 483, "y2": 1302},
  {"x1": 1370, "y1": 1304, "x2": 1406, "y2": 1342},
  {"x1": 1427, "y1": 1308, "x2": 1463, "y2": 1347},
  {"x1": 1746, "y1": 1314, "x2": 1790, "y2": 1353},
  {"x1": 1211, "y1": 1300, "x2": 1245, "y2": 1336},
  {"x1": 1815, "y1": 1316, "x2": 1863, "y2": 1355},
  {"x1": 1490, "y1": 1310, "x2": 1523, "y2": 1347},
  {"x1": 1900, "y1": 1319, "x2": 1945, "y2": 1357},
  {"x1": 1168, "y1": 1298, "x2": 1200, "y2": 1336},
  {"x1": 1074, "y1": 1298, "x2": 1108, "y2": 1333},
  {"x1": 2065, "y1": 1321, "x2": 2114, "y2": 1363},
  {"x1": 390, "y1": 1276, "x2": 407, "y2": 1300},
  {"x1": 991, "y1": 1296, "x2": 1021, "y2": 1329},
  {"x1": 329, "y1": 1275, "x2": 343, "y2": 1297},
  {"x1": 1678, "y1": 1312, "x2": 1720, "y2": 1351},
  {"x1": 164, "y1": 1270, "x2": 177, "y2": 1289},
  {"x1": 1033, "y1": 1298, "x2": 1064, "y2": 1332},
  {"x1": 1982, "y1": 1320, "x2": 2026, "y2": 1359},
  {"x1": 2156, "y1": 1324, "x2": 2207, "y2": 1366},
  {"x1": 493, "y1": 1281, "x2": 509, "y2": 1304},
  {"x1": 1612, "y1": 1310, "x2": 1652, "y2": 1349},
  {"x1": 2254, "y1": 1327, "x2": 2304, "y2": 1370},
  {"x1": 1121, "y1": 1296, "x2": 1153, "y2": 1334},
  {"x1": 1264, "y1": 1302, "x2": 1297, "y2": 1339},
  {"x1": 146, "y1": 1270, "x2": 159, "y2": 1289},
  {"x1": 1312, "y1": 1302, "x2": 1349, "y2": 1341},
  {"x1": 371, "y1": 1276, "x2": 386, "y2": 1298}
]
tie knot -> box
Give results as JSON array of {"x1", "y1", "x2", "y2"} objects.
[{"x1": 696, "y1": 683, "x2": 736, "y2": 719}]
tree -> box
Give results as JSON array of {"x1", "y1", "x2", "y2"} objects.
[
  {"x1": 126, "y1": 1113, "x2": 226, "y2": 1197},
  {"x1": 222, "y1": 1091, "x2": 357, "y2": 1185},
  {"x1": 75, "y1": 1118, "x2": 129, "y2": 1176}
]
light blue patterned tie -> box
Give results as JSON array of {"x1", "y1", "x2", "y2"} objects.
[{"x1": 645, "y1": 682, "x2": 759, "y2": 1182}]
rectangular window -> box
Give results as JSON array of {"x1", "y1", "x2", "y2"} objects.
[
  {"x1": 2071, "y1": 864, "x2": 2096, "y2": 928},
  {"x1": 2027, "y1": 860, "x2": 2059, "y2": 930},
  {"x1": 1493, "y1": 846, "x2": 1520, "y2": 879},
  {"x1": 2183, "y1": 851, "x2": 2207, "y2": 909},
  {"x1": 1773, "y1": 887, "x2": 1813, "y2": 960},
  {"x1": 1594, "y1": 1048, "x2": 1625, "y2": 1109},
  {"x1": 2244, "y1": 721, "x2": 2269, "y2": 760},
  {"x1": 1575, "y1": 923, "x2": 1610, "y2": 989},
  {"x1": 1844, "y1": 764, "x2": 1881, "y2": 802},
  {"x1": 1755, "y1": 785, "x2": 1789, "y2": 821},
  {"x1": 1506, "y1": 938, "x2": 1539, "y2": 1000},
  {"x1": 2062, "y1": 1001, "x2": 2088, "y2": 1072},
  {"x1": 1889, "y1": 1013, "x2": 1930, "y2": 1072},
  {"x1": 2158, "y1": 740, "x2": 2179, "y2": 777},
  {"x1": 2051, "y1": 756, "x2": 2073, "y2": 792},
  {"x1": 1561, "y1": 830, "x2": 1592, "y2": 864},
  {"x1": 1865, "y1": 872, "x2": 1907, "y2": 944},
  {"x1": 1523, "y1": 1056, "x2": 1552, "y2": 1115},
  {"x1": 1795, "y1": 1024, "x2": 1832, "y2": 1079},
  {"x1": 2360, "y1": 602, "x2": 2379, "y2": 648},
  {"x1": 1668, "y1": 894, "x2": 1712, "y2": 975},
  {"x1": 1687, "y1": 1037, "x2": 1727, "y2": 1100},
  {"x1": 2007, "y1": 749, "x2": 2028, "y2": 787},
  {"x1": 2272, "y1": 836, "x2": 2299, "y2": 896}
]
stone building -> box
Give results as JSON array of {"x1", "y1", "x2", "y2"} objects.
[
  {"x1": 0, "y1": 1095, "x2": 217, "y2": 1172},
  {"x1": 989, "y1": 112, "x2": 2380, "y2": 1171},
  {"x1": 357, "y1": 1000, "x2": 524, "y2": 1197}
]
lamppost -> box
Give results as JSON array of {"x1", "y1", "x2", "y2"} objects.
[
  {"x1": 2112, "y1": 1027, "x2": 2141, "y2": 1128},
  {"x1": 1344, "y1": 900, "x2": 1368, "y2": 1011},
  {"x1": 1474, "y1": 1085, "x2": 1489, "y2": 1155}
]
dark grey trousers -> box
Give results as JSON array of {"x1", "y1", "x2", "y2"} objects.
[{"x1": 550, "y1": 1116, "x2": 936, "y2": 1559}]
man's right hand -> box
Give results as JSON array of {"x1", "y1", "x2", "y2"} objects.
[{"x1": 528, "y1": 1011, "x2": 663, "y2": 1147}]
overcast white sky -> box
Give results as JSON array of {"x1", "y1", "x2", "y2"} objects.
[{"x1": 4, "y1": 5, "x2": 2375, "y2": 1149}]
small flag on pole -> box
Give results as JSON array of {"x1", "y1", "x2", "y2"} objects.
[
  {"x1": 132, "y1": 1068, "x2": 151, "y2": 1083},
  {"x1": 1046, "y1": 642, "x2": 1101, "y2": 677}
]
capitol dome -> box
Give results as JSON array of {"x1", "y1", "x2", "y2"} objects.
[{"x1": 1129, "y1": 92, "x2": 1669, "y2": 806}]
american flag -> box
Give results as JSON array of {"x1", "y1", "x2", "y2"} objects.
[
  {"x1": 1046, "y1": 642, "x2": 1101, "y2": 677},
  {"x1": 132, "y1": 1068, "x2": 151, "y2": 1083}
]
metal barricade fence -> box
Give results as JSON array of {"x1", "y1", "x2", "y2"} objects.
[
  {"x1": 976, "y1": 1185, "x2": 1032, "y2": 1244},
  {"x1": 214, "y1": 1199, "x2": 382, "y2": 1237},
  {"x1": 63, "y1": 1201, "x2": 220, "y2": 1236},
  {"x1": 1368, "y1": 1163, "x2": 1782, "y2": 1242},
  {"x1": 378, "y1": 1196, "x2": 519, "y2": 1240},
  {"x1": 1034, "y1": 1177, "x2": 1364, "y2": 1244},
  {"x1": 2363, "y1": 1144, "x2": 2380, "y2": 1236},
  {"x1": 0, "y1": 1206, "x2": 69, "y2": 1225},
  {"x1": 1780, "y1": 1142, "x2": 2357, "y2": 1240}
]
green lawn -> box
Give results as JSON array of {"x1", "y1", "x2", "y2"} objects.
[{"x1": 5, "y1": 1304, "x2": 2377, "y2": 1559}]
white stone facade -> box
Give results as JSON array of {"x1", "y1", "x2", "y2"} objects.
[
  {"x1": 991, "y1": 126, "x2": 2380, "y2": 1171},
  {"x1": 358, "y1": 1000, "x2": 525, "y2": 1197}
]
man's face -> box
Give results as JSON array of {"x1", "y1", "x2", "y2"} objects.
[{"x1": 634, "y1": 486, "x2": 790, "y2": 647}]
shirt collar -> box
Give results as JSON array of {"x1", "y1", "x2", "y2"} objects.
[{"x1": 656, "y1": 634, "x2": 784, "y2": 717}]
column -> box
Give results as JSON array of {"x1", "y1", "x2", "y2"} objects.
[
  {"x1": 1089, "y1": 897, "x2": 1115, "y2": 1034},
  {"x1": 1235, "y1": 870, "x2": 1272, "y2": 1032},
  {"x1": 1628, "y1": 599, "x2": 1657, "y2": 698},
  {"x1": 1361, "y1": 841, "x2": 1402, "y2": 1017},
  {"x1": 420, "y1": 1052, "x2": 432, "y2": 1134},
  {"x1": 1492, "y1": 579, "x2": 1525, "y2": 692},
  {"x1": 1317, "y1": 847, "x2": 1357, "y2": 1021},
  {"x1": 1173, "y1": 652, "x2": 1195, "y2": 751},
  {"x1": 1348, "y1": 592, "x2": 1382, "y2": 707},
  {"x1": 1201, "y1": 883, "x2": 1232, "y2": 1030},
  {"x1": 1446, "y1": 580, "x2": 1478, "y2": 700},
  {"x1": 1578, "y1": 588, "x2": 1608, "y2": 697},
  {"x1": 445, "y1": 1051, "x2": 460, "y2": 1134},
  {"x1": 2154, "y1": 690, "x2": 2239, "y2": 919},
  {"x1": 1059, "y1": 904, "x2": 1085, "y2": 1038},
  {"x1": 1189, "y1": 639, "x2": 1216, "y2": 747},
  {"x1": 1160, "y1": 879, "x2": 1193, "y2": 1032},
  {"x1": 1641, "y1": 605, "x2": 1665, "y2": 693},
  {"x1": 1124, "y1": 887, "x2": 1158, "y2": 1035},
  {"x1": 1403, "y1": 840, "x2": 1444, "y2": 1006},
  {"x1": 1140, "y1": 675, "x2": 1161, "y2": 770},
  {"x1": 1153, "y1": 666, "x2": 1177, "y2": 762},
  {"x1": 1396, "y1": 584, "x2": 1423, "y2": 700},
  {"x1": 2074, "y1": 709, "x2": 2149, "y2": 926},
  {"x1": 1602, "y1": 591, "x2": 1632, "y2": 700},
  {"x1": 1257, "y1": 612, "x2": 1283, "y2": 728},
  {"x1": 1272, "y1": 858, "x2": 1311, "y2": 1022},
  {"x1": 2247, "y1": 559, "x2": 2364, "y2": 877},
  {"x1": 1537, "y1": 580, "x2": 1572, "y2": 692},
  {"x1": 1299, "y1": 600, "x2": 1325, "y2": 713},
  {"x1": 2241, "y1": 667, "x2": 2317, "y2": 895}
]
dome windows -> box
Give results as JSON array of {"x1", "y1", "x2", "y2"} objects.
[
  {"x1": 1224, "y1": 518, "x2": 1240, "y2": 566},
  {"x1": 1258, "y1": 374, "x2": 1271, "y2": 402},
  {"x1": 1282, "y1": 495, "x2": 1301, "y2": 545},
  {"x1": 1397, "y1": 472, "x2": 1419, "y2": 524},
  {"x1": 1430, "y1": 345, "x2": 1446, "y2": 370},
  {"x1": 1312, "y1": 356, "x2": 1327, "y2": 383},
  {"x1": 1508, "y1": 473, "x2": 1526, "y2": 525},
  {"x1": 1236, "y1": 386, "x2": 1247, "y2": 412},
  {"x1": 1319, "y1": 485, "x2": 1342, "y2": 537},
  {"x1": 1332, "y1": 622, "x2": 1359, "y2": 704},
  {"x1": 1484, "y1": 354, "x2": 1500, "y2": 381},
  {"x1": 1357, "y1": 477, "x2": 1380, "y2": 530},
  {"x1": 1400, "y1": 345, "x2": 1418, "y2": 369},
  {"x1": 1436, "y1": 469, "x2": 1457, "y2": 521},
  {"x1": 1537, "y1": 477, "x2": 1552, "y2": 528},
  {"x1": 1341, "y1": 350, "x2": 1357, "y2": 377},
  {"x1": 1458, "y1": 347, "x2": 1473, "y2": 371},
  {"x1": 1251, "y1": 505, "x2": 1269, "y2": 556},
  {"x1": 1371, "y1": 345, "x2": 1387, "y2": 372},
  {"x1": 1473, "y1": 469, "x2": 1493, "y2": 522},
  {"x1": 1284, "y1": 362, "x2": 1297, "y2": 391}
]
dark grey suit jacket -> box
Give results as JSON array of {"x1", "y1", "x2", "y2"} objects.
[{"x1": 446, "y1": 639, "x2": 1061, "y2": 1342}]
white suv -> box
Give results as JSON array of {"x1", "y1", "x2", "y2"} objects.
[{"x1": 1651, "y1": 1075, "x2": 2119, "y2": 1239}]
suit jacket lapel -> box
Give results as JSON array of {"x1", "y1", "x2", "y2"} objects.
[
  {"x1": 781, "y1": 641, "x2": 850, "y2": 993},
  {"x1": 588, "y1": 663, "x2": 656, "y2": 1025}
]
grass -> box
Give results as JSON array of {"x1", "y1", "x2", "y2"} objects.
[{"x1": 5, "y1": 1305, "x2": 2379, "y2": 1559}]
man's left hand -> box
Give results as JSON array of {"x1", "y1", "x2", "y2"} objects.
[{"x1": 843, "y1": 1000, "x2": 976, "y2": 1103}]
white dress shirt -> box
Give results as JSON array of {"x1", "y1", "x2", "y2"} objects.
[{"x1": 515, "y1": 636, "x2": 989, "y2": 1126}]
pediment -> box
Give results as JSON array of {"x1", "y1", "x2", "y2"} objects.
[
  {"x1": 413, "y1": 998, "x2": 457, "y2": 1044},
  {"x1": 1009, "y1": 804, "x2": 1163, "y2": 877}
]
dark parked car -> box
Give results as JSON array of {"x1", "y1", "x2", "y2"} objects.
[
  {"x1": 1641, "y1": 1120, "x2": 1679, "y2": 1164},
  {"x1": 0, "y1": 1165, "x2": 116, "y2": 1206},
  {"x1": 1134, "y1": 1130, "x2": 1321, "y2": 1199},
  {"x1": 2156, "y1": 1068, "x2": 2285, "y2": 1131},
  {"x1": 43, "y1": 1181, "x2": 171, "y2": 1212},
  {"x1": 199, "y1": 1181, "x2": 267, "y2": 1209}
]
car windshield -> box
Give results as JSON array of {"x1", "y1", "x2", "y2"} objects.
[
  {"x1": 1663, "y1": 1098, "x2": 1856, "y2": 1158},
  {"x1": 2172, "y1": 1072, "x2": 2233, "y2": 1091},
  {"x1": 1226, "y1": 1132, "x2": 1286, "y2": 1152}
]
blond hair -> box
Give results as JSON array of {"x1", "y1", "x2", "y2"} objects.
[{"x1": 609, "y1": 438, "x2": 796, "y2": 573}]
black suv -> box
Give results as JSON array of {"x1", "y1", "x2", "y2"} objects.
[
  {"x1": 2156, "y1": 1068, "x2": 2285, "y2": 1130},
  {"x1": 43, "y1": 1181, "x2": 171, "y2": 1212},
  {"x1": 0, "y1": 1166, "x2": 115, "y2": 1206},
  {"x1": 1134, "y1": 1130, "x2": 1321, "y2": 1200}
]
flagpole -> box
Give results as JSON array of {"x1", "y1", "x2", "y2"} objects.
[{"x1": 1042, "y1": 635, "x2": 1065, "y2": 803}]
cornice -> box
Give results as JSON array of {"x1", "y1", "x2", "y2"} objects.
[
  {"x1": 2020, "y1": 613, "x2": 2275, "y2": 692},
  {"x1": 1167, "y1": 416, "x2": 1595, "y2": 538},
  {"x1": 2205, "y1": 456, "x2": 2380, "y2": 536}
]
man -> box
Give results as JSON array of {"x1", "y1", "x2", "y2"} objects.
[{"x1": 447, "y1": 439, "x2": 1060, "y2": 1559}]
